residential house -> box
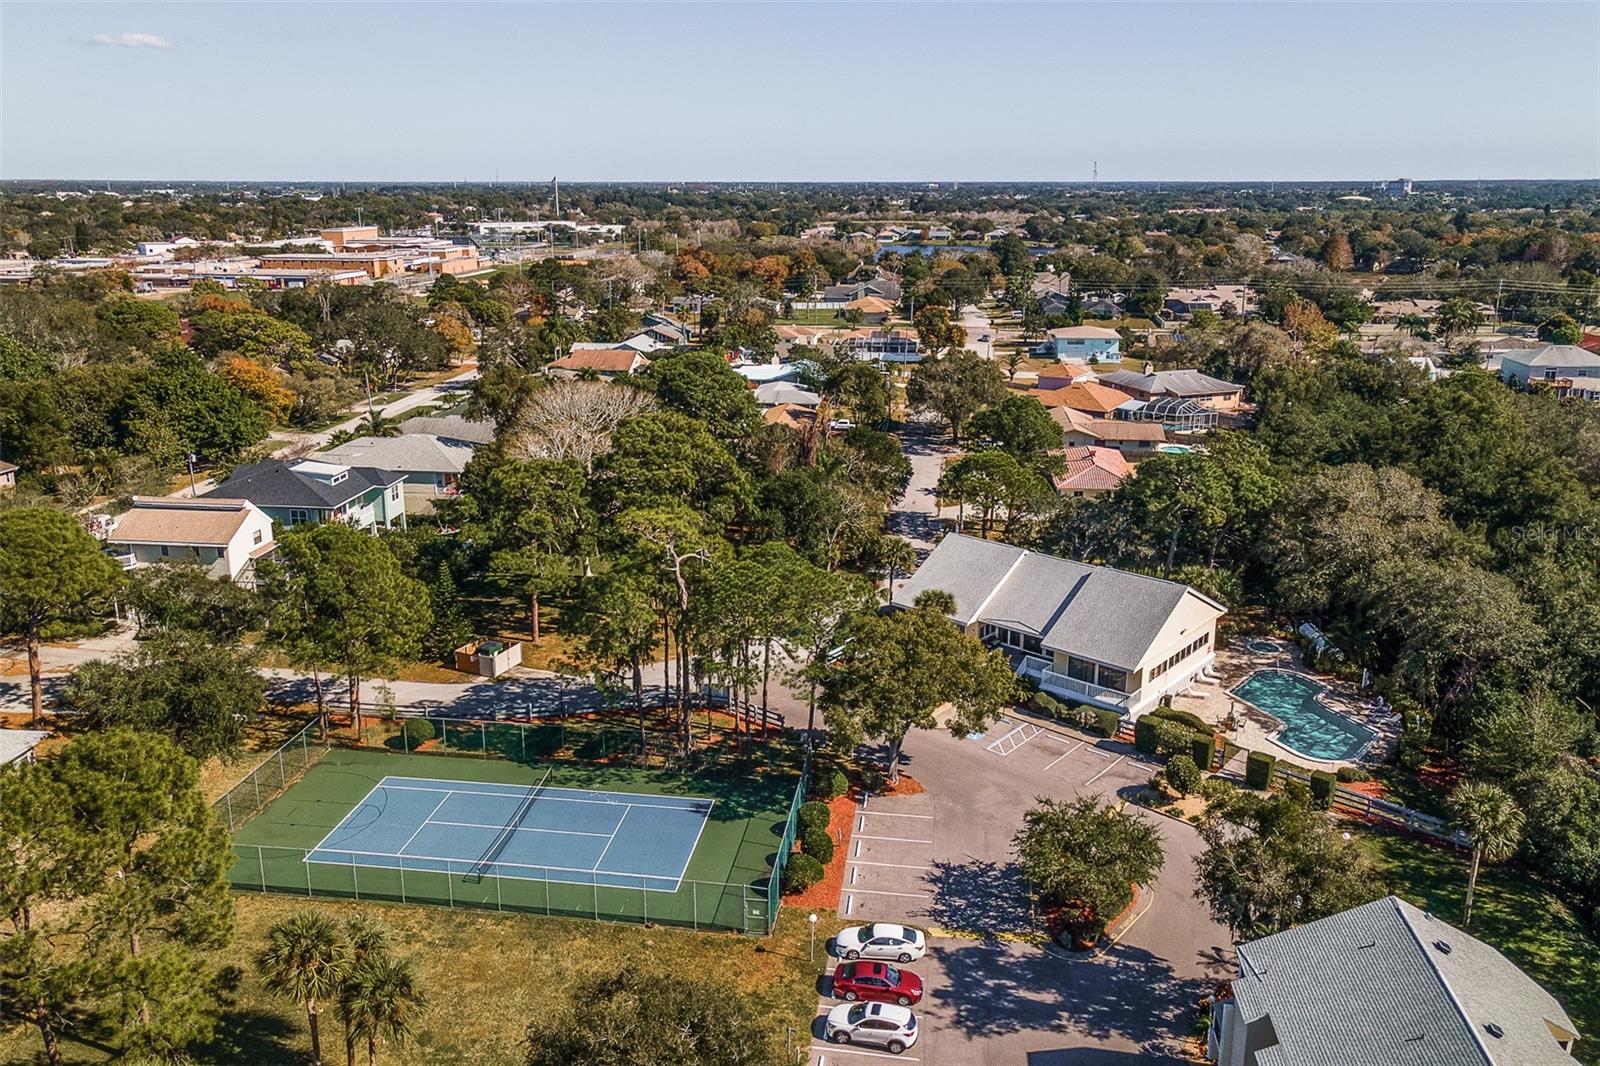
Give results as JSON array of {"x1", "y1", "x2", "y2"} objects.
[
  {"x1": 1210, "y1": 895, "x2": 1579, "y2": 1066},
  {"x1": 1038, "y1": 325, "x2": 1122, "y2": 361},
  {"x1": 544, "y1": 348, "x2": 651, "y2": 380},
  {"x1": 1164, "y1": 285, "x2": 1250, "y2": 319},
  {"x1": 104, "y1": 497, "x2": 275, "y2": 586},
  {"x1": 844, "y1": 296, "x2": 895, "y2": 324},
  {"x1": 1030, "y1": 380, "x2": 1140, "y2": 417},
  {"x1": 763, "y1": 403, "x2": 818, "y2": 431},
  {"x1": 1082, "y1": 293, "x2": 1125, "y2": 319},
  {"x1": 1056, "y1": 446, "x2": 1132, "y2": 497},
  {"x1": 822, "y1": 276, "x2": 903, "y2": 305},
  {"x1": 754, "y1": 381, "x2": 821, "y2": 408},
  {"x1": 1100, "y1": 367, "x2": 1245, "y2": 411},
  {"x1": 835, "y1": 328, "x2": 921, "y2": 363},
  {"x1": 892, "y1": 533, "x2": 1226, "y2": 716},
  {"x1": 1051, "y1": 406, "x2": 1166, "y2": 455},
  {"x1": 638, "y1": 314, "x2": 691, "y2": 347},
  {"x1": 1030, "y1": 271, "x2": 1071, "y2": 298},
  {"x1": 1034, "y1": 362, "x2": 1098, "y2": 389},
  {"x1": 398, "y1": 415, "x2": 496, "y2": 448},
  {"x1": 204, "y1": 460, "x2": 406, "y2": 531},
  {"x1": 0, "y1": 729, "x2": 51, "y2": 767},
  {"x1": 1499, "y1": 344, "x2": 1600, "y2": 394},
  {"x1": 0, "y1": 460, "x2": 15, "y2": 491},
  {"x1": 318, "y1": 433, "x2": 476, "y2": 513},
  {"x1": 1037, "y1": 290, "x2": 1078, "y2": 318}
]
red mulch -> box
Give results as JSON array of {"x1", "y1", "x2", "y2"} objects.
[
  {"x1": 790, "y1": 791, "x2": 858, "y2": 911},
  {"x1": 880, "y1": 773, "x2": 925, "y2": 797}
]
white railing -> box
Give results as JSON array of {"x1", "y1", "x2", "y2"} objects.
[
  {"x1": 1039, "y1": 668, "x2": 1134, "y2": 711},
  {"x1": 1018, "y1": 655, "x2": 1050, "y2": 680}
]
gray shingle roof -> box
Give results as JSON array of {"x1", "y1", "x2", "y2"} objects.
[
  {"x1": 1503, "y1": 344, "x2": 1600, "y2": 369},
  {"x1": 204, "y1": 461, "x2": 400, "y2": 510},
  {"x1": 1101, "y1": 368, "x2": 1242, "y2": 397},
  {"x1": 399, "y1": 415, "x2": 496, "y2": 446},
  {"x1": 1232, "y1": 896, "x2": 1578, "y2": 1066},
  {"x1": 318, "y1": 434, "x2": 475, "y2": 476},
  {"x1": 890, "y1": 533, "x2": 1220, "y2": 668}
]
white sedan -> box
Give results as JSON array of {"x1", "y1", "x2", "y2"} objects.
[
  {"x1": 824, "y1": 1002, "x2": 920, "y2": 1054},
  {"x1": 835, "y1": 923, "x2": 926, "y2": 963}
]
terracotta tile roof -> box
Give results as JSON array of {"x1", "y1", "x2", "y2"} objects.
[
  {"x1": 1031, "y1": 381, "x2": 1134, "y2": 414},
  {"x1": 546, "y1": 349, "x2": 648, "y2": 373},
  {"x1": 1058, "y1": 446, "x2": 1132, "y2": 492},
  {"x1": 1050, "y1": 408, "x2": 1166, "y2": 442},
  {"x1": 845, "y1": 296, "x2": 895, "y2": 313},
  {"x1": 762, "y1": 403, "x2": 818, "y2": 430}
]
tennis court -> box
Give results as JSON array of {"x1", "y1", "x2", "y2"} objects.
[
  {"x1": 226, "y1": 746, "x2": 803, "y2": 934},
  {"x1": 307, "y1": 775, "x2": 713, "y2": 891}
]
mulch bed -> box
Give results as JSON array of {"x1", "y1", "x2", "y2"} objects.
[{"x1": 790, "y1": 790, "x2": 859, "y2": 911}]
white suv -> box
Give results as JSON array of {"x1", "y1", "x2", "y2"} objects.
[{"x1": 824, "y1": 1002, "x2": 919, "y2": 1054}]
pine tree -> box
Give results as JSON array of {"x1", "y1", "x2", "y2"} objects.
[{"x1": 425, "y1": 562, "x2": 474, "y2": 661}]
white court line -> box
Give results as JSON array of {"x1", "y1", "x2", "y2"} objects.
[
  {"x1": 426, "y1": 819, "x2": 613, "y2": 838},
  {"x1": 376, "y1": 777, "x2": 714, "y2": 813},
  {"x1": 588, "y1": 802, "x2": 633, "y2": 873},
  {"x1": 395, "y1": 794, "x2": 453, "y2": 856},
  {"x1": 1085, "y1": 754, "x2": 1128, "y2": 785},
  {"x1": 810, "y1": 1046, "x2": 921, "y2": 1062},
  {"x1": 855, "y1": 834, "x2": 934, "y2": 845},
  {"x1": 1043, "y1": 741, "x2": 1085, "y2": 770},
  {"x1": 843, "y1": 887, "x2": 929, "y2": 898},
  {"x1": 857, "y1": 810, "x2": 935, "y2": 820},
  {"x1": 847, "y1": 860, "x2": 929, "y2": 870}
]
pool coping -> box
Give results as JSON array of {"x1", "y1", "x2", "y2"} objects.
[{"x1": 1228, "y1": 667, "x2": 1378, "y2": 767}]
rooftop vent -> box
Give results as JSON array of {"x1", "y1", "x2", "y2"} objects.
[
  {"x1": 1486, "y1": 1023, "x2": 1505, "y2": 1039},
  {"x1": 1434, "y1": 940, "x2": 1452, "y2": 955}
]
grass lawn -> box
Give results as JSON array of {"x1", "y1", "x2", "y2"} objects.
[
  {"x1": 0, "y1": 900, "x2": 840, "y2": 1065},
  {"x1": 1358, "y1": 827, "x2": 1600, "y2": 1063}
]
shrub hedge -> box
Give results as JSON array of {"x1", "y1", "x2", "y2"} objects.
[
  {"x1": 402, "y1": 718, "x2": 435, "y2": 747},
  {"x1": 802, "y1": 825, "x2": 835, "y2": 865},
  {"x1": 1335, "y1": 765, "x2": 1371, "y2": 783},
  {"x1": 1165, "y1": 754, "x2": 1202, "y2": 795},
  {"x1": 1133, "y1": 717, "x2": 1161, "y2": 755},
  {"x1": 1244, "y1": 750, "x2": 1277, "y2": 789},
  {"x1": 1094, "y1": 709, "x2": 1123, "y2": 737},
  {"x1": 1190, "y1": 734, "x2": 1218, "y2": 771},
  {"x1": 798, "y1": 800, "x2": 831, "y2": 832},
  {"x1": 1145, "y1": 705, "x2": 1211, "y2": 734},
  {"x1": 811, "y1": 768, "x2": 849, "y2": 802},
  {"x1": 783, "y1": 853, "x2": 825, "y2": 894},
  {"x1": 1309, "y1": 770, "x2": 1338, "y2": 809}
]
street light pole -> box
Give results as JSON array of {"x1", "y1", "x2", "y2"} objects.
[{"x1": 808, "y1": 912, "x2": 819, "y2": 962}]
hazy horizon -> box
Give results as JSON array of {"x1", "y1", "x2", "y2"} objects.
[{"x1": 3, "y1": 2, "x2": 1597, "y2": 183}]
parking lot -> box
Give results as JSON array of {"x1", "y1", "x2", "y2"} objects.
[{"x1": 807, "y1": 713, "x2": 1231, "y2": 1065}]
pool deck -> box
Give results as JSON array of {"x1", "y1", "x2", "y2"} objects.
[{"x1": 1162, "y1": 636, "x2": 1400, "y2": 771}]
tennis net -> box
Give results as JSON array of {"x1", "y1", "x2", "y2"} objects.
[{"x1": 466, "y1": 768, "x2": 551, "y2": 881}]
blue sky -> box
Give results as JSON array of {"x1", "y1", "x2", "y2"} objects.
[{"x1": 3, "y1": 2, "x2": 1596, "y2": 181}]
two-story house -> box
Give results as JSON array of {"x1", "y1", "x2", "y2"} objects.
[
  {"x1": 104, "y1": 496, "x2": 276, "y2": 586},
  {"x1": 1037, "y1": 325, "x2": 1122, "y2": 361},
  {"x1": 891, "y1": 533, "x2": 1225, "y2": 718},
  {"x1": 318, "y1": 433, "x2": 476, "y2": 514},
  {"x1": 203, "y1": 459, "x2": 406, "y2": 531}
]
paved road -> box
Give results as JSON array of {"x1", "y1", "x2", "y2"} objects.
[
  {"x1": 956, "y1": 302, "x2": 997, "y2": 360},
  {"x1": 889, "y1": 419, "x2": 953, "y2": 563}
]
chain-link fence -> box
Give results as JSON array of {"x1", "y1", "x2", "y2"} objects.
[
  {"x1": 768, "y1": 752, "x2": 810, "y2": 924},
  {"x1": 384, "y1": 712, "x2": 691, "y2": 771},
  {"x1": 228, "y1": 843, "x2": 774, "y2": 934},
  {"x1": 212, "y1": 718, "x2": 330, "y2": 832}
]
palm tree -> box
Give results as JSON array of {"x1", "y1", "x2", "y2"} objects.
[
  {"x1": 1451, "y1": 781, "x2": 1525, "y2": 927},
  {"x1": 338, "y1": 916, "x2": 390, "y2": 1066},
  {"x1": 339, "y1": 955, "x2": 426, "y2": 1066},
  {"x1": 256, "y1": 912, "x2": 348, "y2": 1065},
  {"x1": 1433, "y1": 297, "x2": 1483, "y2": 354}
]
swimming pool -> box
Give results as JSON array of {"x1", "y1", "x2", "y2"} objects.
[
  {"x1": 1231, "y1": 670, "x2": 1376, "y2": 762},
  {"x1": 1244, "y1": 638, "x2": 1281, "y2": 654}
]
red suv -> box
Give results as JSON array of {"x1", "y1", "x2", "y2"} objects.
[{"x1": 832, "y1": 961, "x2": 923, "y2": 1006}]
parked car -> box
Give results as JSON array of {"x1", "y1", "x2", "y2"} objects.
[
  {"x1": 835, "y1": 923, "x2": 926, "y2": 963},
  {"x1": 823, "y1": 1002, "x2": 919, "y2": 1054},
  {"x1": 832, "y1": 961, "x2": 923, "y2": 1006}
]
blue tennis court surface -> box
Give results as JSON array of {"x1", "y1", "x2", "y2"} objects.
[{"x1": 306, "y1": 776, "x2": 714, "y2": 891}]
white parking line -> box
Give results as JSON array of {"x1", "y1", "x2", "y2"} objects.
[
  {"x1": 843, "y1": 887, "x2": 929, "y2": 898},
  {"x1": 847, "y1": 860, "x2": 929, "y2": 870},
  {"x1": 1043, "y1": 741, "x2": 1085, "y2": 770},
  {"x1": 858, "y1": 810, "x2": 935, "y2": 820},
  {"x1": 810, "y1": 1046, "x2": 922, "y2": 1062},
  {"x1": 986, "y1": 721, "x2": 1042, "y2": 755},
  {"x1": 1085, "y1": 754, "x2": 1128, "y2": 784},
  {"x1": 855, "y1": 834, "x2": 934, "y2": 845}
]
